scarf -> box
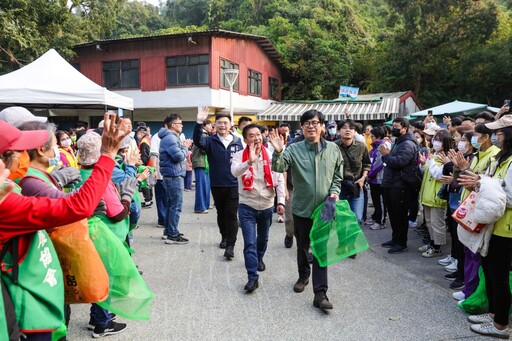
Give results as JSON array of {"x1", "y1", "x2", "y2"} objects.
[{"x1": 242, "y1": 145, "x2": 273, "y2": 191}]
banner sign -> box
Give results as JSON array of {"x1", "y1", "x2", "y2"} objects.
[{"x1": 339, "y1": 86, "x2": 359, "y2": 99}]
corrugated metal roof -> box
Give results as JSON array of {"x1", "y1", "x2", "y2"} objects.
[
  {"x1": 74, "y1": 29, "x2": 282, "y2": 67},
  {"x1": 257, "y1": 98, "x2": 399, "y2": 121}
]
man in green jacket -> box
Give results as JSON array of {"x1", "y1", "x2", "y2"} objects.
[{"x1": 270, "y1": 109, "x2": 343, "y2": 310}]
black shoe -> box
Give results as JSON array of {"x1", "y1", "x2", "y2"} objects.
[
  {"x1": 165, "y1": 235, "x2": 189, "y2": 245},
  {"x1": 388, "y1": 244, "x2": 408, "y2": 254},
  {"x1": 381, "y1": 240, "x2": 395, "y2": 248},
  {"x1": 92, "y1": 321, "x2": 127, "y2": 338},
  {"x1": 257, "y1": 259, "x2": 266, "y2": 272},
  {"x1": 88, "y1": 314, "x2": 117, "y2": 330},
  {"x1": 445, "y1": 272, "x2": 458, "y2": 280},
  {"x1": 293, "y1": 278, "x2": 309, "y2": 293},
  {"x1": 349, "y1": 254, "x2": 357, "y2": 259},
  {"x1": 224, "y1": 245, "x2": 234, "y2": 259},
  {"x1": 244, "y1": 279, "x2": 259, "y2": 292},
  {"x1": 307, "y1": 252, "x2": 314, "y2": 264},
  {"x1": 313, "y1": 291, "x2": 333, "y2": 310},
  {"x1": 450, "y1": 279, "x2": 464, "y2": 290},
  {"x1": 219, "y1": 238, "x2": 227, "y2": 249},
  {"x1": 284, "y1": 235, "x2": 293, "y2": 248}
]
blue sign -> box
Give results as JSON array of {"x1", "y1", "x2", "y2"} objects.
[{"x1": 339, "y1": 86, "x2": 359, "y2": 99}]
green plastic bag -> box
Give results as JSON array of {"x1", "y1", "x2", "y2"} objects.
[
  {"x1": 88, "y1": 217, "x2": 154, "y2": 320},
  {"x1": 458, "y1": 267, "x2": 512, "y2": 315},
  {"x1": 51, "y1": 322, "x2": 66, "y2": 341},
  {"x1": 137, "y1": 166, "x2": 156, "y2": 189},
  {"x1": 310, "y1": 199, "x2": 369, "y2": 267}
]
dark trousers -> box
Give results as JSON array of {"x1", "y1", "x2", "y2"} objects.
[
  {"x1": 382, "y1": 187, "x2": 409, "y2": 247},
  {"x1": 407, "y1": 186, "x2": 421, "y2": 222},
  {"x1": 293, "y1": 214, "x2": 328, "y2": 294},
  {"x1": 154, "y1": 180, "x2": 167, "y2": 225},
  {"x1": 369, "y1": 183, "x2": 386, "y2": 224},
  {"x1": 482, "y1": 235, "x2": 512, "y2": 326},
  {"x1": 211, "y1": 187, "x2": 239, "y2": 246},
  {"x1": 362, "y1": 184, "x2": 368, "y2": 222},
  {"x1": 141, "y1": 186, "x2": 153, "y2": 203},
  {"x1": 184, "y1": 171, "x2": 193, "y2": 190}
]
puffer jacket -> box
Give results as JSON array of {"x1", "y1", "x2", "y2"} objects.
[
  {"x1": 158, "y1": 128, "x2": 187, "y2": 177},
  {"x1": 381, "y1": 132, "x2": 418, "y2": 188}
]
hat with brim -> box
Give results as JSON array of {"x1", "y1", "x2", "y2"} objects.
[
  {"x1": 485, "y1": 115, "x2": 512, "y2": 130},
  {"x1": 0, "y1": 106, "x2": 47, "y2": 128},
  {"x1": 0, "y1": 121, "x2": 49, "y2": 154},
  {"x1": 424, "y1": 124, "x2": 441, "y2": 136}
]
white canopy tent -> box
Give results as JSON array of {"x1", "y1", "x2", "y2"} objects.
[{"x1": 0, "y1": 49, "x2": 133, "y2": 111}]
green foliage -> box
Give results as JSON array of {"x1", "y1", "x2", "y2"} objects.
[{"x1": 1, "y1": 0, "x2": 511, "y2": 106}]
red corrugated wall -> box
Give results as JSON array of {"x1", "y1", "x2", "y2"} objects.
[{"x1": 73, "y1": 34, "x2": 281, "y2": 99}]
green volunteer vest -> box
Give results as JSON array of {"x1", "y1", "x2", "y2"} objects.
[
  {"x1": 2, "y1": 231, "x2": 63, "y2": 332},
  {"x1": 3, "y1": 168, "x2": 64, "y2": 332},
  {"x1": 77, "y1": 169, "x2": 129, "y2": 243},
  {"x1": 461, "y1": 145, "x2": 500, "y2": 201},
  {"x1": 490, "y1": 156, "x2": 512, "y2": 238},
  {"x1": 419, "y1": 159, "x2": 446, "y2": 208}
]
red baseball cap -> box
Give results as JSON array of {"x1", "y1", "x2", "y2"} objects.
[{"x1": 0, "y1": 121, "x2": 50, "y2": 154}]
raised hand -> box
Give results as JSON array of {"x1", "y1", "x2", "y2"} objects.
[
  {"x1": 457, "y1": 170, "x2": 480, "y2": 190},
  {"x1": 182, "y1": 139, "x2": 193, "y2": 148},
  {"x1": 101, "y1": 113, "x2": 130, "y2": 160},
  {"x1": 197, "y1": 106, "x2": 209, "y2": 122},
  {"x1": 0, "y1": 160, "x2": 14, "y2": 205},
  {"x1": 247, "y1": 143, "x2": 259, "y2": 165},
  {"x1": 269, "y1": 130, "x2": 285, "y2": 153},
  {"x1": 448, "y1": 149, "x2": 469, "y2": 170},
  {"x1": 436, "y1": 151, "x2": 450, "y2": 165}
]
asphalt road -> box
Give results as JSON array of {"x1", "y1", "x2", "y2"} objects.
[{"x1": 67, "y1": 190, "x2": 492, "y2": 341}]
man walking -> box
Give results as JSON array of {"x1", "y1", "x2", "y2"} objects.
[
  {"x1": 194, "y1": 108, "x2": 244, "y2": 259},
  {"x1": 158, "y1": 113, "x2": 192, "y2": 244},
  {"x1": 270, "y1": 109, "x2": 343, "y2": 310},
  {"x1": 231, "y1": 124, "x2": 285, "y2": 292},
  {"x1": 379, "y1": 117, "x2": 418, "y2": 254}
]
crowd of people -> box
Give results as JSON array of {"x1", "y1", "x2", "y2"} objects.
[{"x1": 0, "y1": 102, "x2": 511, "y2": 340}]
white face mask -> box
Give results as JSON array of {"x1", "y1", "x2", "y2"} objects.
[
  {"x1": 432, "y1": 140, "x2": 443, "y2": 152},
  {"x1": 61, "y1": 139, "x2": 72, "y2": 148},
  {"x1": 457, "y1": 141, "x2": 469, "y2": 154},
  {"x1": 328, "y1": 128, "x2": 336, "y2": 135}
]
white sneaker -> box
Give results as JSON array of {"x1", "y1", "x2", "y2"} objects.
[
  {"x1": 468, "y1": 313, "x2": 493, "y2": 324},
  {"x1": 370, "y1": 222, "x2": 386, "y2": 230},
  {"x1": 452, "y1": 291, "x2": 465, "y2": 301},
  {"x1": 417, "y1": 244, "x2": 430, "y2": 252},
  {"x1": 277, "y1": 215, "x2": 284, "y2": 223},
  {"x1": 365, "y1": 219, "x2": 376, "y2": 225},
  {"x1": 438, "y1": 255, "x2": 454, "y2": 266},
  {"x1": 422, "y1": 247, "x2": 443, "y2": 258},
  {"x1": 470, "y1": 321, "x2": 510, "y2": 339},
  {"x1": 445, "y1": 260, "x2": 458, "y2": 273},
  {"x1": 408, "y1": 220, "x2": 417, "y2": 228}
]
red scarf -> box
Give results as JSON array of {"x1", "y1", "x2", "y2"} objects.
[{"x1": 242, "y1": 145, "x2": 274, "y2": 191}]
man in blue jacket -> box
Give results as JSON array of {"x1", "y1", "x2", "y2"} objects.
[
  {"x1": 159, "y1": 113, "x2": 192, "y2": 245},
  {"x1": 194, "y1": 109, "x2": 244, "y2": 259}
]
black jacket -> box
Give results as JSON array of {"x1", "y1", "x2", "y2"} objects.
[{"x1": 381, "y1": 132, "x2": 418, "y2": 188}]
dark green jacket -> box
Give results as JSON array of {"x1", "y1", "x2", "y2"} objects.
[{"x1": 273, "y1": 138, "x2": 343, "y2": 218}]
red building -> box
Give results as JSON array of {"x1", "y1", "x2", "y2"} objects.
[{"x1": 71, "y1": 29, "x2": 282, "y2": 132}]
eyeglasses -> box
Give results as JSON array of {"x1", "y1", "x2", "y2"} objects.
[{"x1": 303, "y1": 121, "x2": 320, "y2": 127}]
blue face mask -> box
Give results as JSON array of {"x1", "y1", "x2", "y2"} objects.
[
  {"x1": 491, "y1": 133, "x2": 498, "y2": 145},
  {"x1": 328, "y1": 128, "x2": 336, "y2": 135},
  {"x1": 45, "y1": 145, "x2": 60, "y2": 167},
  {"x1": 471, "y1": 136, "x2": 482, "y2": 150}
]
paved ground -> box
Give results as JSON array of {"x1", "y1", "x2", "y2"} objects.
[{"x1": 68, "y1": 190, "x2": 492, "y2": 341}]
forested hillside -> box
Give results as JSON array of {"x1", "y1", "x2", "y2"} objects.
[{"x1": 1, "y1": 0, "x2": 511, "y2": 106}]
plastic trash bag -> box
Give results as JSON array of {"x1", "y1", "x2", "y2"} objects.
[
  {"x1": 310, "y1": 199, "x2": 369, "y2": 267},
  {"x1": 88, "y1": 217, "x2": 154, "y2": 320}
]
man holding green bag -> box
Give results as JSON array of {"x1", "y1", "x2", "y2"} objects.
[{"x1": 270, "y1": 109, "x2": 343, "y2": 310}]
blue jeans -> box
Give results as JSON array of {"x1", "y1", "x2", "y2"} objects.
[
  {"x1": 90, "y1": 303, "x2": 113, "y2": 328},
  {"x1": 129, "y1": 200, "x2": 141, "y2": 226},
  {"x1": 184, "y1": 171, "x2": 193, "y2": 190},
  {"x1": 155, "y1": 179, "x2": 167, "y2": 225},
  {"x1": 238, "y1": 204, "x2": 273, "y2": 281},
  {"x1": 194, "y1": 168, "x2": 211, "y2": 211},
  {"x1": 163, "y1": 176, "x2": 184, "y2": 238},
  {"x1": 340, "y1": 189, "x2": 364, "y2": 224}
]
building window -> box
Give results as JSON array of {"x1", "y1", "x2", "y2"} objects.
[
  {"x1": 103, "y1": 60, "x2": 140, "y2": 89},
  {"x1": 220, "y1": 59, "x2": 239, "y2": 90},
  {"x1": 167, "y1": 54, "x2": 209, "y2": 86},
  {"x1": 269, "y1": 77, "x2": 279, "y2": 100},
  {"x1": 248, "y1": 70, "x2": 262, "y2": 96}
]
